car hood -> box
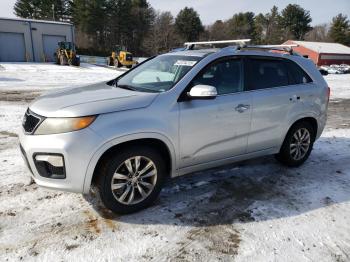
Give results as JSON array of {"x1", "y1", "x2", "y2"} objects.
[{"x1": 29, "y1": 81, "x2": 158, "y2": 117}]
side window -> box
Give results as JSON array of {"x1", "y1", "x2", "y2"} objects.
[
  {"x1": 285, "y1": 60, "x2": 312, "y2": 85},
  {"x1": 192, "y1": 59, "x2": 243, "y2": 95},
  {"x1": 248, "y1": 59, "x2": 289, "y2": 90}
]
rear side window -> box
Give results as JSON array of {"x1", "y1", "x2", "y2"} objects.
[
  {"x1": 247, "y1": 59, "x2": 289, "y2": 90},
  {"x1": 285, "y1": 60, "x2": 312, "y2": 85}
]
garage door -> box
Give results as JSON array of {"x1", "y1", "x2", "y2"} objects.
[
  {"x1": 0, "y1": 32, "x2": 26, "y2": 62},
  {"x1": 42, "y1": 35, "x2": 66, "y2": 62}
]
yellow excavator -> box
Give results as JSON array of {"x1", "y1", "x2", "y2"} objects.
[
  {"x1": 107, "y1": 46, "x2": 137, "y2": 69},
  {"x1": 54, "y1": 41, "x2": 80, "y2": 66}
]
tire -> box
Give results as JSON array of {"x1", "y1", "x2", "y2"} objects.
[
  {"x1": 72, "y1": 57, "x2": 80, "y2": 66},
  {"x1": 115, "y1": 59, "x2": 122, "y2": 68},
  {"x1": 96, "y1": 146, "x2": 166, "y2": 214},
  {"x1": 126, "y1": 65, "x2": 132, "y2": 69},
  {"x1": 59, "y1": 55, "x2": 68, "y2": 66},
  {"x1": 275, "y1": 121, "x2": 315, "y2": 167},
  {"x1": 107, "y1": 57, "x2": 113, "y2": 66}
]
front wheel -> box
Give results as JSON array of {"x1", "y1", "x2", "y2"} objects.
[
  {"x1": 276, "y1": 121, "x2": 315, "y2": 167},
  {"x1": 59, "y1": 55, "x2": 68, "y2": 65},
  {"x1": 96, "y1": 146, "x2": 166, "y2": 214},
  {"x1": 115, "y1": 59, "x2": 122, "y2": 68}
]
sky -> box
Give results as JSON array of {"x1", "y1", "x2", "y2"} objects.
[{"x1": 1, "y1": 0, "x2": 350, "y2": 26}]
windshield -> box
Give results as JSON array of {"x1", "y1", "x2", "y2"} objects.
[{"x1": 115, "y1": 55, "x2": 202, "y2": 92}]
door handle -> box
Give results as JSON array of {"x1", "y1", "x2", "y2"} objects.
[{"x1": 235, "y1": 104, "x2": 250, "y2": 113}]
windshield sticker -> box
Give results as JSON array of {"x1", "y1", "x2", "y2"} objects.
[{"x1": 174, "y1": 60, "x2": 197, "y2": 66}]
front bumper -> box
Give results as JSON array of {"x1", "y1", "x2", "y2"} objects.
[{"x1": 19, "y1": 126, "x2": 104, "y2": 193}]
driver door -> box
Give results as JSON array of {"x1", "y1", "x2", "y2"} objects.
[{"x1": 178, "y1": 57, "x2": 252, "y2": 168}]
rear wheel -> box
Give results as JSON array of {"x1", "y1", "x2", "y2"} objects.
[
  {"x1": 115, "y1": 59, "x2": 122, "y2": 68},
  {"x1": 96, "y1": 146, "x2": 166, "y2": 214},
  {"x1": 276, "y1": 121, "x2": 315, "y2": 167},
  {"x1": 72, "y1": 56, "x2": 80, "y2": 66}
]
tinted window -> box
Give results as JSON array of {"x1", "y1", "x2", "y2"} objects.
[
  {"x1": 285, "y1": 60, "x2": 312, "y2": 84},
  {"x1": 192, "y1": 59, "x2": 243, "y2": 95},
  {"x1": 248, "y1": 59, "x2": 289, "y2": 90}
]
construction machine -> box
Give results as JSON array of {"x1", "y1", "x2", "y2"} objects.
[
  {"x1": 107, "y1": 46, "x2": 137, "y2": 69},
  {"x1": 54, "y1": 41, "x2": 80, "y2": 66}
]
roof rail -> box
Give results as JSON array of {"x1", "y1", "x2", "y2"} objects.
[
  {"x1": 241, "y1": 44, "x2": 299, "y2": 55},
  {"x1": 184, "y1": 39, "x2": 251, "y2": 50}
]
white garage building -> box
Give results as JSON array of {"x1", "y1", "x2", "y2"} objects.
[{"x1": 0, "y1": 17, "x2": 74, "y2": 62}]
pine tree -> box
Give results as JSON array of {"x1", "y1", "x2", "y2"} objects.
[
  {"x1": 14, "y1": 0, "x2": 69, "y2": 21},
  {"x1": 175, "y1": 7, "x2": 204, "y2": 42},
  {"x1": 253, "y1": 13, "x2": 267, "y2": 44},
  {"x1": 14, "y1": 0, "x2": 41, "y2": 19},
  {"x1": 227, "y1": 12, "x2": 255, "y2": 41},
  {"x1": 280, "y1": 4, "x2": 312, "y2": 40},
  {"x1": 265, "y1": 6, "x2": 283, "y2": 44},
  {"x1": 329, "y1": 14, "x2": 350, "y2": 45},
  {"x1": 130, "y1": 0, "x2": 154, "y2": 54}
]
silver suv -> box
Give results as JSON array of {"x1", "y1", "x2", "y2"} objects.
[{"x1": 20, "y1": 43, "x2": 329, "y2": 214}]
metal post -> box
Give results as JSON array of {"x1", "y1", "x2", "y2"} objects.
[{"x1": 52, "y1": 4, "x2": 55, "y2": 21}]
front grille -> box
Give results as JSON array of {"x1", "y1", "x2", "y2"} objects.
[{"x1": 22, "y1": 109, "x2": 43, "y2": 134}]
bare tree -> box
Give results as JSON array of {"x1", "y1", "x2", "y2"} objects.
[
  {"x1": 143, "y1": 11, "x2": 181, "y2": 55},
  {"x1": 305, "y1": 24, "x2": 330, "y2": 42}
]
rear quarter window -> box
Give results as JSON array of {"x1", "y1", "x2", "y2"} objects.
[{"x1": 285, "y1": 60, "x2": 313, "y2": 85}]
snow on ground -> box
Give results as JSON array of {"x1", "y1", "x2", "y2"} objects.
[
  {"x1": 325, "y1": 74, "x2": 350, "y2": 100},
  {"x1": 0, "y1": 63, "x2": 350, "y2": 261},
  {"x1": 0, "y1": 62, "x2": 119, "y2": 92}
]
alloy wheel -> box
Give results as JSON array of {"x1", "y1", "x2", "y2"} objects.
[
  {"x1": 111, "y1": 156, "x2": 157, "y2": 205},
  {"x1": 290, "y1": 128, "x2": 311, "y2": 161}
]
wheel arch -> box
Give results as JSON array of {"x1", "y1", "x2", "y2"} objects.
[
  {"x1": 281, "y1": 116, "x2": 318, "y2": 150},
  {"x1": 83, "y1": 133, "x2": 176, "y2": 194},
  {"x1": 289, "y1": 117, "x2": 318, "y2": 138}
]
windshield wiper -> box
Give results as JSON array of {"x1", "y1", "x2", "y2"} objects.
[{"x1": 117, "y1": 85, "x2": 137, "y2": 91}]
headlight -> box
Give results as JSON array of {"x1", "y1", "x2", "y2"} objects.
[{"x1": 34, "y1": 116, "x2": 97, "y2": 135}]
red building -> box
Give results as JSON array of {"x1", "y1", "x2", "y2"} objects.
[{"x1": 284, "y1": 40, "x2": 350, "y2": 66}]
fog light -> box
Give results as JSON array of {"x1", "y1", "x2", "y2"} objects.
[
  {"x1": 35, "y1": 155, "x2": 64, "y2": 167},
  {"x1": 34, "y1": 154, "x2": 66, "y2": 179}
]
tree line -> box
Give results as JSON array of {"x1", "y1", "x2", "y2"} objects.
[{"x1": 14, "y1": 0, "x2": 350, "y2": 56}]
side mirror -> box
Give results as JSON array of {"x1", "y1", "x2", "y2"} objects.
[{"x1": 187, "y1": 85, "x2": 217, "y2": 100}]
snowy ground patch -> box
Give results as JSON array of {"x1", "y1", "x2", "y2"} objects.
[
  {"x1": 0, "y1": 63, "x2": 350, "y2": 261},
  {"x1": 325, "y1": 74, "x2": 350, "y2": 100},
  {"x1": 0, "y1": 62, "x2": 119, "y2": 92}
]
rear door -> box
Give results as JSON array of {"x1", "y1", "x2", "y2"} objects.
[
  {"x1": 245, "y1": 56, "x2": 313, "y2": 152},
  {"x1": 179, "y1": 57, "x2": 252, "y2": 168}
]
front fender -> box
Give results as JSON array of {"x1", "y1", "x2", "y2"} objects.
[{"x1": 82, "y1": 132, "x2": 177, "y2": 194}]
